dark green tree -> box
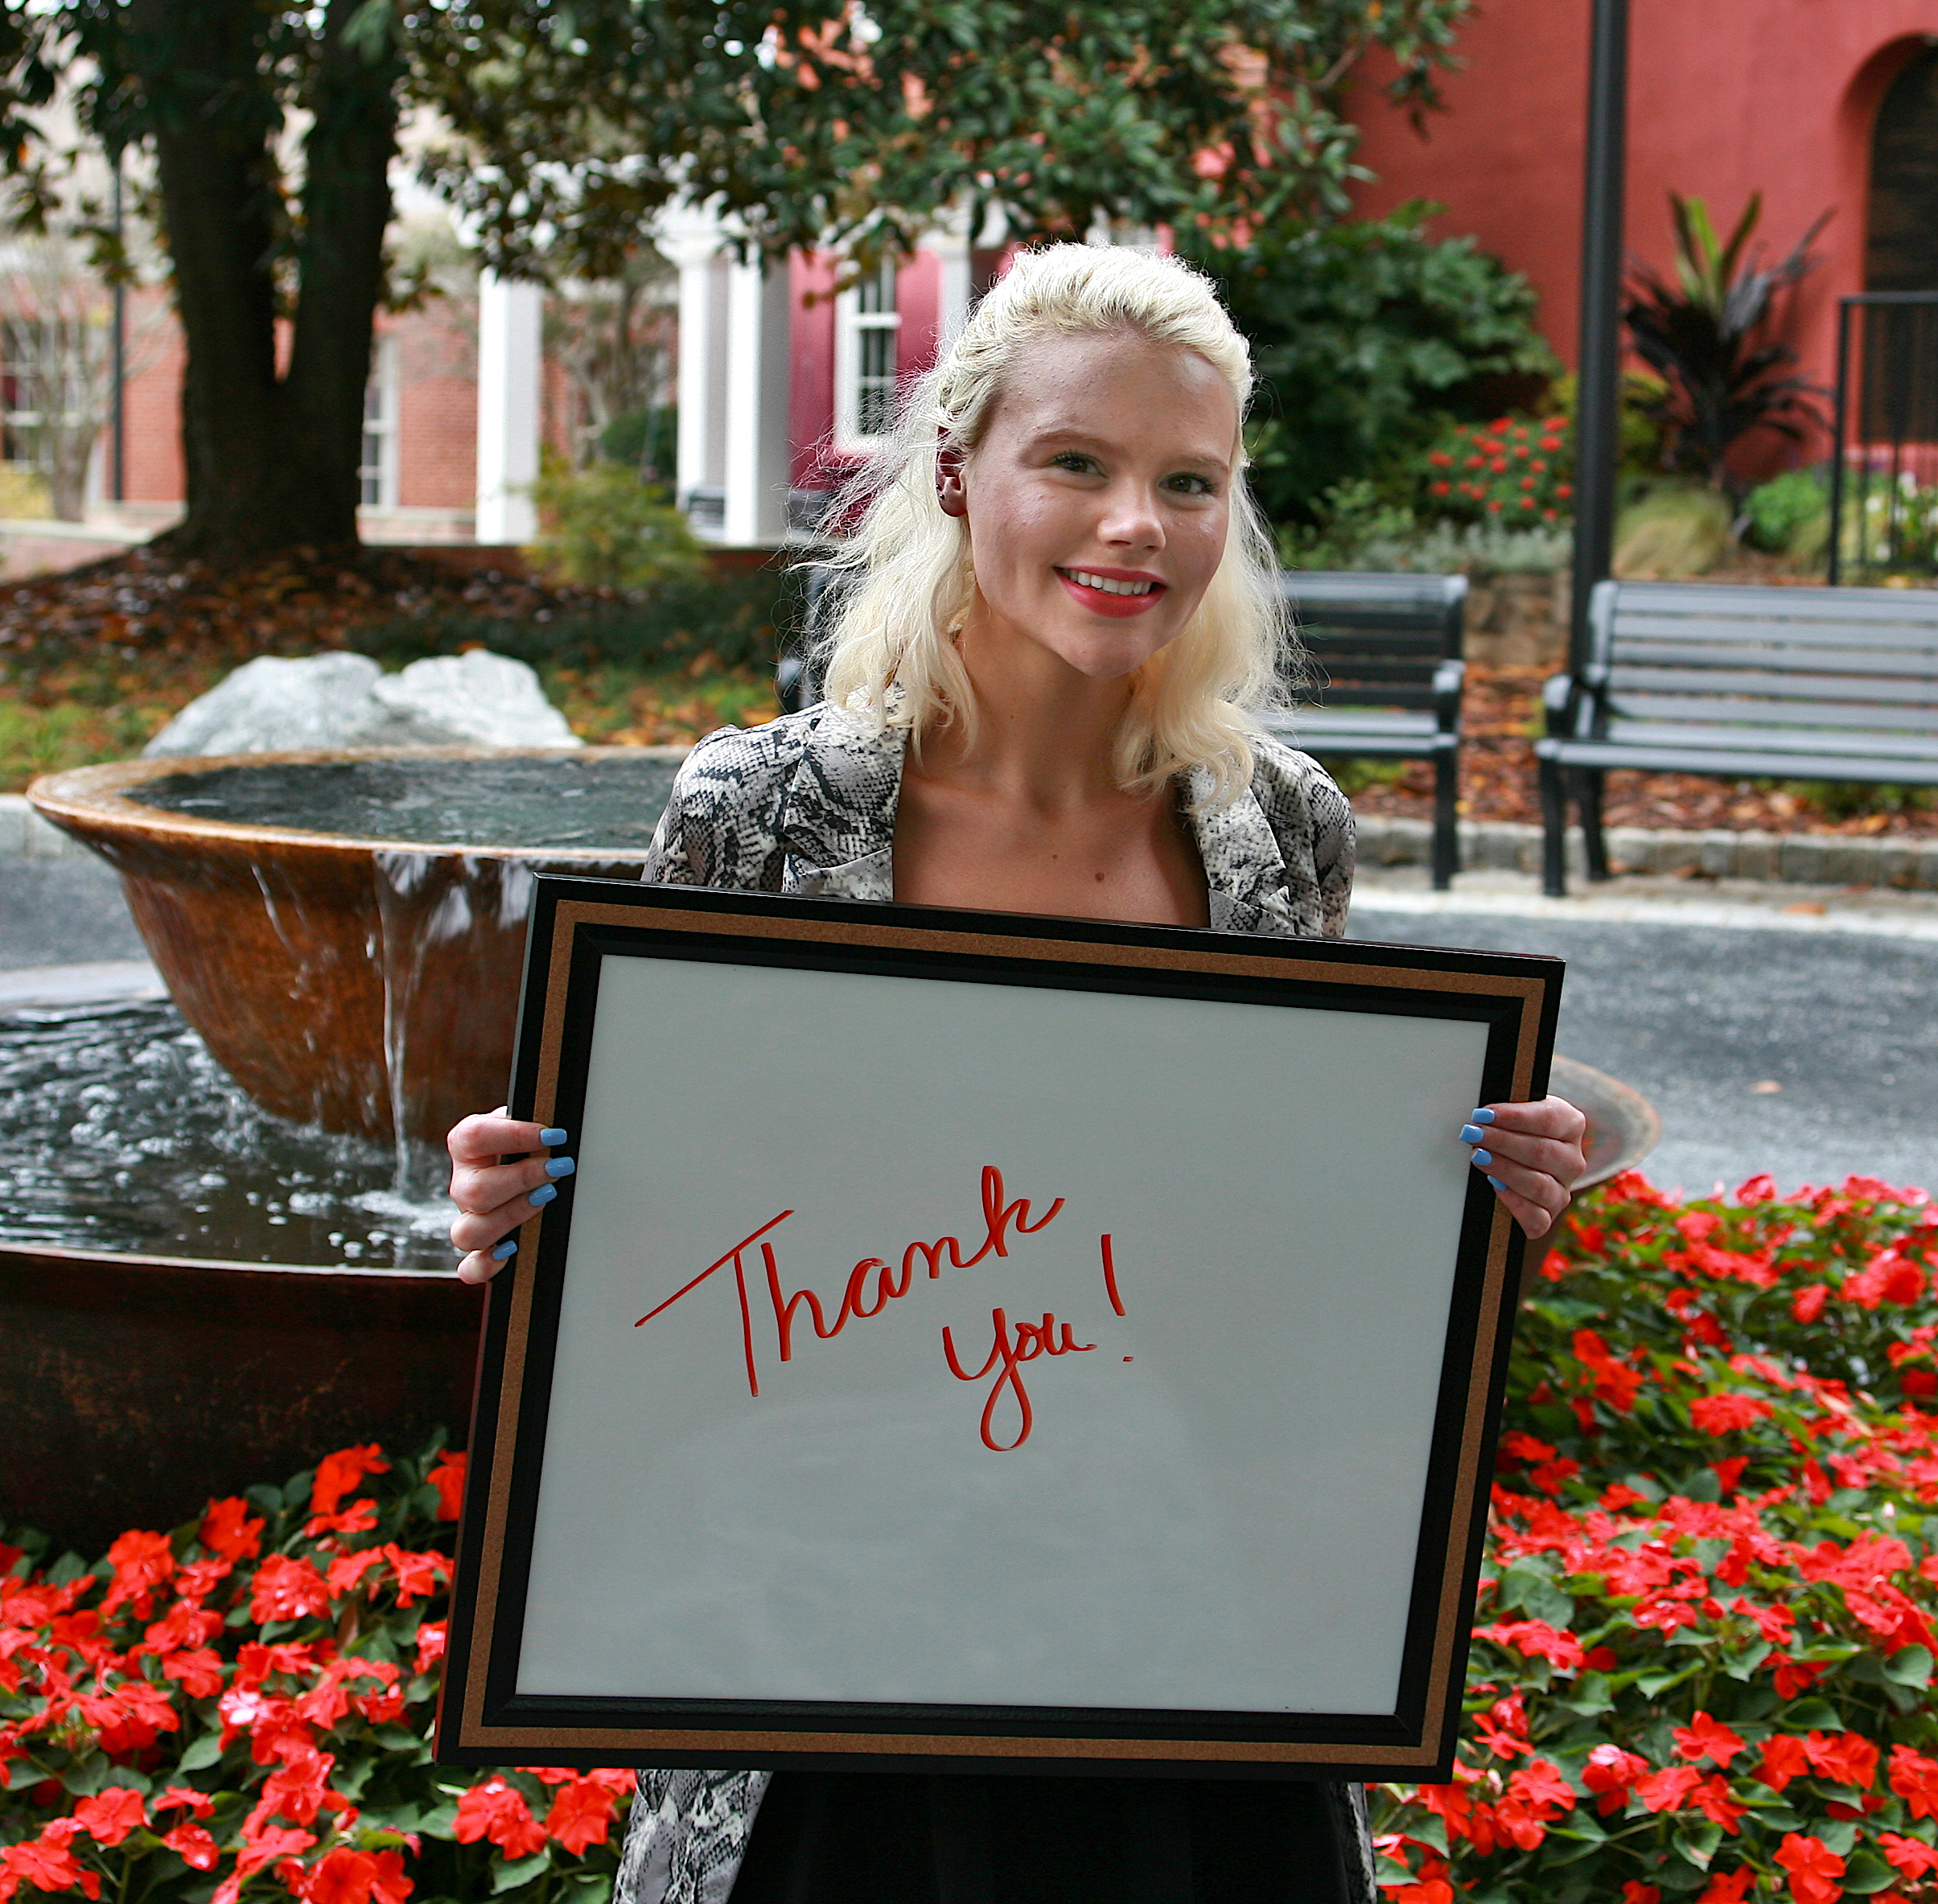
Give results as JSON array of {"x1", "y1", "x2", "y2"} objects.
[{"x1": 0, "y1": 0, "x2": 1472, "y2": 561}]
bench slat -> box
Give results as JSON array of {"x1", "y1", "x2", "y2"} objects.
[
  {"x1": 1603, "y1": 582, "x2": 1938, "y2": 623},
  {"x1": 1610, "y1": 638, "x2": 1938, "y2": 676},
  {"x1": 1544, "y1": 740, "x2": 1938, "y2": 783},
  {"x1": 1605, "y1": 666, "x2": 1938, "y2": 704},
  {"x1": 1604, "y1": 694, "x2": 1938, "y2": 733},
  {"x1": 1603, "y1": 721, "x2": 1938, "y2": 763}
]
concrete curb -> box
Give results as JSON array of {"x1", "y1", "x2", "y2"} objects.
[
  {"x1": 12, "y1": 788, "x2": 1938, "y2": 890},
  {"x1": 0, "y1": 793, "x2": 88, "y2": 861},
  {"x1": 1355, "y1": 814, "x2": 1938, "y2": 891}
]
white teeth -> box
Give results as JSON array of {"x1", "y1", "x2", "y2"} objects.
[{"x1": 1066, "y1": 570, "x2": 1156, "y2": 597}]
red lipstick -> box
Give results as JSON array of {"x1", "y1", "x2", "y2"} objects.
[{"x1": 1054, "y1": 565, "x2": 1168, "y2": 619}]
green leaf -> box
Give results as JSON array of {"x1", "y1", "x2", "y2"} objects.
[
  {"x1": 493, "y1": 1851, "x2": 553, "y2": 1894},
  {"x1": 1673, "y1": 1820, "x2": 1722, "y2": 1870},
  {"x1": 1817, "y1": 1818, "x2": 1858, "y2": 1858},
  {"x1": 1561, "y1": 1672, "x2": 1614, "y2": 1715},
  {"x1": 1841, "y1": 1852, "x2": 1899, "y2": 1895},
  {"x1": 1887, "y1": 1643, "x2": 1935, "y2": 1687},
  {"x1": 177, "y1": 1735, "x2": 225, "y2": 1773}
]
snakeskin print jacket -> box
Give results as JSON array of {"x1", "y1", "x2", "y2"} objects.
[{"x1": 615, "y1": 701, "x2": 1370, "y2": 1904}]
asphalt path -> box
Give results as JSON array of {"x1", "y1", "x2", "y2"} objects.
[{"x1": 5, "y1": 852, "x2": 1935, "y2": 1199}]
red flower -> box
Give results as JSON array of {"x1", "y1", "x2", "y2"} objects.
[
  {"x1": 73, "y1": 1787, "x2": 148, "y2": 1847},
  {"x1": 1804, "y1": 1729, "x2": 1878, "y2": 1790},
  {"x1": 1689, "y1": 1394, "x2": 1771, "y2": 1434},
  {"x1": 286, "y1": 1846, "x2": 414, "y2": 1904},
  {"x1": 1505, "y1": 1758, "x2": 1575, "y2": 1820},
  {"x1": 101, "y1": 1531, "x2": 176, "y2": 1619},
  {"x1": 1773, "y1": 1658, "x2": 1824, "y2": 1700},
  {"x1": 1758, "y1": 1735, "x2": 1810, "y2": 1791},
  {"x1": 1636, "y1": 1765, "x2": 1703, "y2": 1813},
  {"x1": 249, "y1": 1557, "x2": 332, "y2": 1626},
  {"x1": 1689, "y1": 1774, "x2": 1747, "y2": 1835},
  {"x1": 545, "y1": 1777, "x2": 620, "y2": 1853},
  {"x1": 2, "y1": 1824, "x2": 103, "y2": 1901},
  {"x1": 159, "y1": 1823, "x2": 220, "y2": 1871},
  {"x1": 309, "y1": 1445, "x2": 390, "y2": 1521},
  {"x1": 426, "y1": 1451, "x2": 467, "y2": 1523},
  {"x1": 380, "y1": 1547, "x2": 449, "y2": 1608},
  {"x1": 1890, "y1": 1744, "x2": 1938, "y2": 1817},
  {"x1": 1673, "y1": 1711, "x2": 1747, "y2": 1768},
  {"x1": 1698, "y1": 1872, "x2": 1755, "y2": 1904},
  {"x1": 1881, "y1": 1832, "x2": 1938, "y2": 1878},
  {"x1": 414, "y1": 1622, "x2": 447, "y2": 1675},
  {"x1": 1792, "y1": 1282, "x2": 1829, "y2": 1323},
  {"x1": 154, "y1": 1787, "x2": 216, "y2": 1820},
  {"x1": 1475, "y1": 1619, "x2": 1583, "y2": 1671},
  {"x1": 163, "y1": 1647, "x2": 225, "y2": 1699},
  {"x1": 1712, "y1": 1457, "x2": 1750, "y2": 1495},
  {"x1": 79, "y1": 1677, "x2": 181, "y2": 1754},
  {"x1": 1582, "y1": 1743, "x2": 1649, "y2": 1814},
  {"x1": 200, "y1": 1499, "x2": 264, "y2": 1563},
  {"x1": 1775, "y1": 1832, "x2": 1845, "y2": 1904},
  {"x1": 455, "y1": 1779, "x2": 548, "y2": 1861},
  {"x1": 211, "y1": 1827, "x2": 315, "y2": 1904},
  {"x1": 1621, "y1": 1885, "x2": 1660, "y2": 1904}
]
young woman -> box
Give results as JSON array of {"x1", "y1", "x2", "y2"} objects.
[{"x1": 447, "y1": 245, "x2": 1586, "y2": 1904}]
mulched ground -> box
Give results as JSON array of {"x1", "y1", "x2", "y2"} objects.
[
  {"x1": 3, "y1": 551, "x2": 1931, "y2": 834},
  {"x1": 1343, "y1": 666, "x2": 1938, "y2": 839}
]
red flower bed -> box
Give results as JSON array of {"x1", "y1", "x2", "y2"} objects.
[
  {"x1": 0, "y1": 1441, "x2": 632, "y2": 1904},
  {"x1": 1376, "y1": 1170, "x2": 1938, "y2": 1903}
]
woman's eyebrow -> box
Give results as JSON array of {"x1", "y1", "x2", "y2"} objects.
[{"x1": 1024, "y1": 426, "x2": 1231, "y2": 470}]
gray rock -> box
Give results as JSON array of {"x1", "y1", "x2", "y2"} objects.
[{"x1": 144, "y1": 649, "x2": 582, "y2": 757}]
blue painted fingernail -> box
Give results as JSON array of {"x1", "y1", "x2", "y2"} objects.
[
  {"x1": 492, "y1": 1239, "x2": 517, "y2": 1260},
  {"x1": 540, "y1": 1128, "x2": 569, "y2": 1146},
  {"x1": 1487, "y1": 1175, "x2": 1505, "y2": 1192},
  {"x1": 545, "y1": 1156, "x2": 576, "y2": 1179},
  {"x1": 1472, "y1": 1148, "x2": 1494, "y2": 1168},
  {"x1": 1460, "y1": 1124, "x2": 1487, "y2": 1145},
  {"x1": 529, "y1": 1183, "x2": 558, "y2": 1208},
  {"x1": 1469, "y1": 1108, "x2": 1496, "y2": 1125}
]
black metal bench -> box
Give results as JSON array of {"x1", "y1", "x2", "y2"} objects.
[
  {"x1": 1261, "y1": 571, "x2": 1468, "y2": 890},
  {"x1": 1537, "y1": 579, "x2": 1938, "y2": 895}
]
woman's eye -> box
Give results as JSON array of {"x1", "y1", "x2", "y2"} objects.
[
  {"x1": 1050, "y1": 451, "x2": 1102, "y2": 475},
  {"x1": 1162, "y1": 472, "x2": 1216, "y2": 497}
]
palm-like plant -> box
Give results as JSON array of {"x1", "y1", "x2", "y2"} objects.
[{"x1": 1622, "y1": 191, "x2": 1832, "y2": 495}]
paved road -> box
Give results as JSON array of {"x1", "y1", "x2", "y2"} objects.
[{"x1": 6, "y1": 853, "x2": 1936, "y2": 1199}]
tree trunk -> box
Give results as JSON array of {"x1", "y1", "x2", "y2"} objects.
[{"x1": 134, "y1": 0, "x2": 397, "y2": 560}]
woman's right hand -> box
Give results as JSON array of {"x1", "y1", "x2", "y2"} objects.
[{"x1": 447, "y1": 1108, "x2": 576, "y2": 1285}]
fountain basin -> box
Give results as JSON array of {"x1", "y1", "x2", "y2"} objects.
[{"x1": 27, "y1": 749, "x2": 684, "y2": 1145}]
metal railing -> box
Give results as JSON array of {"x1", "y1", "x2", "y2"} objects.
[{"x1": 1829, "y1": 290, "x2": 1938, "y2": 582}]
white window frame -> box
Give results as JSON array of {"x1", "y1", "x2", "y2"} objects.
[
  {"x1": 833, "y1": 258, "x2": 900, "y2": 453},
  {"x1": 358, "y1": 334, "x2": 400, "y2": 510}
]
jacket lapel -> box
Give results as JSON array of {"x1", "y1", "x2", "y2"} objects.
[
  {"x1": 776, "y1": 705, "x2": 906, "y2": 902},
  {"x1": 1184, "y1": 764, "x2": 1298, "y2": 935}
]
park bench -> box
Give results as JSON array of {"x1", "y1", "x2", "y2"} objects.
[
  {"x1": 1537, "y1": 578, "x2": 1938, "y2": 896},
  {"x1": 1261, "y1": 570, "x2": 1468, "y2": 890},
  {"x1": 780, "y1": 565, "x2": 1469, "y2": 890}
]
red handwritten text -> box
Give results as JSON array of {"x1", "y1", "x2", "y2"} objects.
[{"x1": 942, "y1": 1307, "x2": 1099, "y2": 1451}]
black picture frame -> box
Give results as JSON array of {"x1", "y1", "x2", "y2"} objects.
[{"x1": 438, "y1": 878, "x2": 1562, "y2": 1783}]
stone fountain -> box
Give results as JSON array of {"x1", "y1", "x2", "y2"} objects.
[
  {"x1": 8, "y1": 739, "x2": 1655, "y2": 1552},
  {"x1": 9, "y1": 746, "x2": 683, "y2": 1553}
]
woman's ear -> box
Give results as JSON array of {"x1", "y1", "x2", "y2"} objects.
[{"x1": 936, "y1": 443, "x2": 968, "y2": 518}]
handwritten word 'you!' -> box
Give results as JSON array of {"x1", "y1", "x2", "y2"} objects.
[{"x1": 635, "y1": 1166, "x2": 1129, "y2": 1451}]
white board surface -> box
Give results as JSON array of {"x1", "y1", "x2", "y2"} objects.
[{"x1": 513, "y1": 953, "x2": 1488, "y2": 1718}]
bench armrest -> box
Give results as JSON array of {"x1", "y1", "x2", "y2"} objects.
[
  {"x1": 1541, "y1": 671, "x2": 1585, "y2": 739},
  {"x1": 1431, "y1": 659, "x2": 1465, "y2": 736}
]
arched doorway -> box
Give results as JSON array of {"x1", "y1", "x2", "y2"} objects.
[{"x1": 1868, "y1": 43, "x2": 1938, "y2": 290}]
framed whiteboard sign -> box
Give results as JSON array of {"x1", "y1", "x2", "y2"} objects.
[{"x1": 438, "y1": 879, "x2": 1561, "y2": 1783}]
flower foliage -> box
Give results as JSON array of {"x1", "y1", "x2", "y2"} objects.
[
  {"x1": 1421, "y1": 414, "x2": 1575, "y2": 525},
  {"x1": 1376, "y1": 1171, "x2": 1938, "y2": 1903},
  {"x1": 0, "y1": 1438, "x2": 632, "y2": 1904}
]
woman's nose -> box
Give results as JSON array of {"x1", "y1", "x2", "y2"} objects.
[{"x1": 1098, "y1": 484, "x2": 1165, "y2": 548}]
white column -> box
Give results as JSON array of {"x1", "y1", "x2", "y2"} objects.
[
  {"x1": 475, "y1": 270, "x2": 543, "y2": 545},
  {"x1": 934, "y1": 228, "x2": 973, "y2": 348},
  {"x1": 722, "y1": 257, "x2": 792, "y2": 546},
  {"x1": 675, "y1": 253, "x2": 716, "y2": 512}
]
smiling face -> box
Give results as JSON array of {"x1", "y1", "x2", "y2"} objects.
[{"x1": 946, "y1": 328, "x2": 1241, "y2": 682}]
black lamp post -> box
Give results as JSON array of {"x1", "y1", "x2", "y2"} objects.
[{"x1": 1569, "y1": 0, "x2": 1629, "y2": 673}]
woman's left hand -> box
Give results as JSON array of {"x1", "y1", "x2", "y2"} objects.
[{"x1": 1461, "y1": 1096, "x2": 1587, "y2": 1241}]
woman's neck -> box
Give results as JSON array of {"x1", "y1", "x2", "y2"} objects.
[{"x1": 932, "y1": 608, "x2": 1134, "y2": 811}]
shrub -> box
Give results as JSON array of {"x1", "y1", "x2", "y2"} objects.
[
  {"x1": 1187, "y1": 204, "x2": 1560, "y2": 531},
  {"x1": 1376, "y1": 1170, "x2": 1938, "y2": 1904},
  {"x1": 1614, "y1": 487, "x2": 1735, "y2": 579},
  {"x1": 0, "y1": 1436, "x2": 633, "y2": 1904},
  {"x1": 1421, "y1": 415, "x2": 1574, "y2": 528},
  {"x1": 1743, "y1": 469, "x2": 1830, "y2": 558},
  {"x1": 527, "y1": 459, "x2": 706, "y2": 592}
]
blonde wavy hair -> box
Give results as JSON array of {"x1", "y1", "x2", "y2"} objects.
[{"x1": 815, "y1": 242, "x2": 1294, "y2": 806}]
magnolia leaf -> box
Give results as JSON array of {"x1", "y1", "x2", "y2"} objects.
[
  {"x1": 1841, "y1": 1852, "x2": 1900, "y2": 1895},
  {"x1": 1887, "y1": 1643, "x2": 1935, "y2": 1687}
]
